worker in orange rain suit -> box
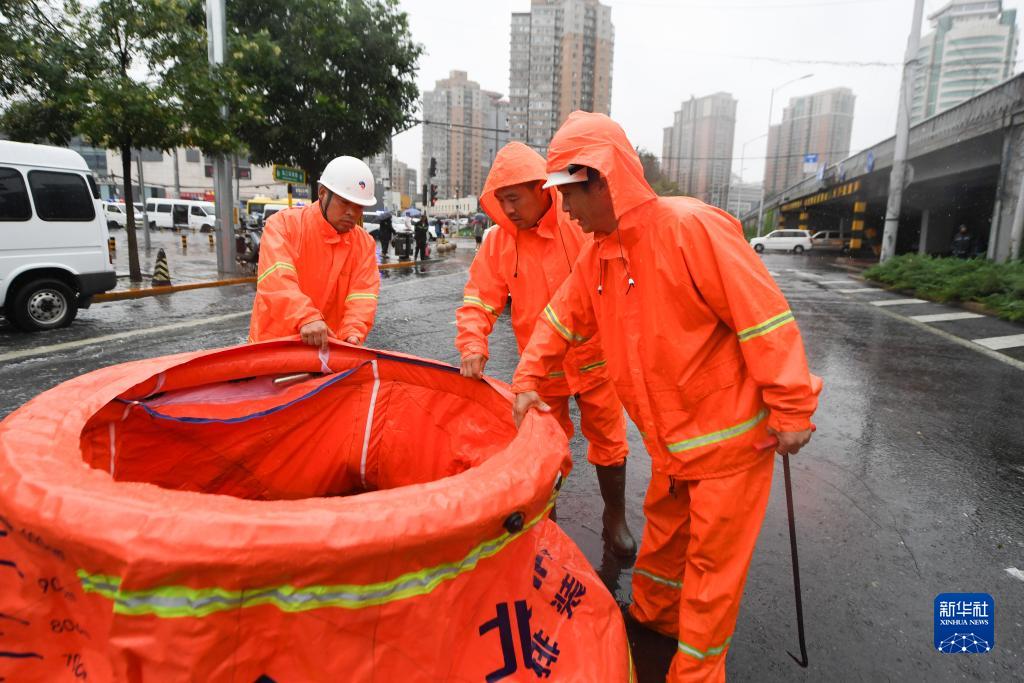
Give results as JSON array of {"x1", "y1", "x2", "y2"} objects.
[
  {"x1": 455, "y1": 141, "x2": 637, "y2": 557},
  {"x1": 511, "y1": 112, "x2": 822, "y2": 682},
  {"x1": 249, "y1": 156, "x2": 380, "y2": 350}
]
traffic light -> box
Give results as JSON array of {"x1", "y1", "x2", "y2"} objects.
[
  {"x1": 430, "y1": 184, "x2": 438, "y2": 206},
  {"x1": 428, "y1": 157, "x2": 437, "y2": 178}
]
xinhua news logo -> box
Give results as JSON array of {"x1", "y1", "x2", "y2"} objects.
[{"x1": 934, "y1": 593, "x2": 994, "y2": 654}]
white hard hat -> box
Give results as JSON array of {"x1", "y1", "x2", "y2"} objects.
[
  {"x1": 319, "y1": 156, "x2": 376, "y2": 207},
  {"x1": 542, "y1": 164, "x2": 589, "y2": 189}
]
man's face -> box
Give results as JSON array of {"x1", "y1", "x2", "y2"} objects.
[
  {"x1": 494, "y1": 181, "x2": 551, "y2": 229},
  {"x1": 318, "y1": 186, "x2": 361, "y2": 233},
  {"x1": 557, "y1": 174, "x2": 617, "y2": 234}
]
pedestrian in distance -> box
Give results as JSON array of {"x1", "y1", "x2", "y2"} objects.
[
  {"x1": 456, "y1": 141, "x2": 637, "y2": 558},
  {"x1": 511, "y1": 112, "x2": 822, "y2": 682},
  {"x1": 414, "y1": 214, "x2": 429, "y2": 260},
  {"x1": 249, "y1": 156, "x2": 380, "y2": 350},
  {"x1": 951, "y1": 224, "x2": 973, "y2": 258},
  {"x1": 379, "y1": 212, "x2": 394, "y2": 261},
  {"x1": 473, "y1": 216, "x2": 485, "y2": 250}
]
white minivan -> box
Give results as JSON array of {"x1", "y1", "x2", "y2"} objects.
[
  {"x1": 749, "y1": 229, "x2": 814, "y2": 254},
  {"x1": 0, "y1": 140, "x2": 117, "y2": 330},
  {"x1": 143, "y1": 198, "x2": 217, "y2": 231}
]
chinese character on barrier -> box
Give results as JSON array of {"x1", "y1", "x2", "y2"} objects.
[
  {"x1": 533, "y1": 549, "x2": 551, "y2": 590},
  {"x1": 479, "y1": 600, "x2": 561, "y2": 681},
  {"x1": 550, "y1": 573, "x2": 586, "y2": 619}
]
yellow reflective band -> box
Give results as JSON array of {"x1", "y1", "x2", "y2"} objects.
[
  {"x1": 77, "y1": 490, "x2": 559, "y2": 619},
  {"x1": 543, "y1": 304, "x2": 588, "y2": 343},
  {"x1": 547, "y1": 371, "x2": 566, "y2": 378},
  {"x1": 677, "y1": 636, "x2": 732, "y2": 660},
  {"x1": 634, "y1": 568, "x2": 682, "y2": 590},
  {"x1": 738, "y1": 310, "x2": 795, "y2": 343},
  {"x1": 345, "y1": 293, "x2": 379, "y2": 302},
  {"x1": 463, "y1": 296, "x2": 498, "y2": 315},
  {"x1": 666, "y1": 409, "x2": 768, "y2": 454},
  {"x1": 257, "y1": 261, "x2": 297, "y2": 284},
  {"x1": 579, "y1": 359, "x2": 606, "y2": 373}
]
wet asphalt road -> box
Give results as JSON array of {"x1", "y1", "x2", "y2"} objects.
[{"x1": 1, "y1": 243, "x2": 1022, "y2": 682}]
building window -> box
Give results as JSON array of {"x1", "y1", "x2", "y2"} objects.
[
  {"x1": 185, "y1": 148, "x2": 200, "y2": 163},
  {"x1": 139, "y1": 148, "x2": 163, "y2": 162}
]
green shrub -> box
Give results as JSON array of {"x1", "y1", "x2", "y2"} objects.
[{"x1": 864, "y1": 254, "x2": 1024, "y2": 321}]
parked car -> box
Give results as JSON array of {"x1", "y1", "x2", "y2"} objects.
[
  {"x1": 103, "y1": 201, "x2": 127, "y2": 229},
  {"x1": 143, "y1": 198, "x2": 217, "y2": 231},
  {"x1": 811, "y1": 230, "x2": 846, "y2": 252},
  {"x1": 749, "y1": 229, "x2": 813, "y2": 254},
  {"x1": 0, "y1": 140, "x2": 117, "y2": 330}
]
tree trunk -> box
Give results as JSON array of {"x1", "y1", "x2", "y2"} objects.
[{"x1": 121, "y1": 144, "x2": 142, "y2": 282}]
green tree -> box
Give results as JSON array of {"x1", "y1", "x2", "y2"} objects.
[
  {"x1": 228, "y1": 0, "x2": 422, "y2": 193},
  {"x1": 636, "y1": 147, "x2": 682, "y2": 197},
  {"x1": 0, "y1": 0, "x2": 253, "y2": 281}
]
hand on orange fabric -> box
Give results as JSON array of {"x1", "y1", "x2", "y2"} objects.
[
  {"x1": 765, "y1": 427, "x2": 812, "y2": 456},
  {"x1": 460, "y1": 354, "x2": 487, "y2": 379},
  {"x1": 299, "y1": 320, "x2": 332, "y2": 350},
  {"x1": 344, "y1": 336, "x2": 360, "y2": 345},
  {"x1": 513, "y1": 391, "x2": 551, "y2": 428}
]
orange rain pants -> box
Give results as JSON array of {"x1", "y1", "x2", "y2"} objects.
[
  {"x1": 513, "y1": 111, "x2": 823, "y2": 681},
  {"x1": 456, "y1": 141, "x2": 628, "y2": 466},
  {"x1": 630, "y1": 455, "x2": 774, "y2": 682},
  {"x1": 249, "y1": 201, "x2": 380, "y2": 344}
]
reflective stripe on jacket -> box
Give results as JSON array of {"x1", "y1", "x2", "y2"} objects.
[
  {"x1": 513, "y1": 112, "x2": 822, "y2": 479},
  {"x1": 249, "y1": 202, "x2": 380, "y2": 343}
]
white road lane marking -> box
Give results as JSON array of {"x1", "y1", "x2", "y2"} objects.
[
  {"x1": 837, "y1": 288, "x2": 878, "y2": 294},
  {"x1": 820, "y1": 280, "x2": 854, "y2": 285},
  {"x1": 972, "y1": 333, "x2": 1024, "y2": 351},
  {"x1": 910, "y1": 312, "x2": 984, "y2": 323},
  {"x1": 768, "y1": 271, "x2": 780, "y2": 276},
  {"x1": 871, "y1": 298, "x2": 928, "y2": 307},
  {"x1": 0, "y1": 312, "x2": 252, "y2": 364},
  {"x1": 1006, "y1": 567, "x2": 1024, "y2": 583},
  {"x1": 870, "y1": 306, "x2": 1024, "y2": 372}
]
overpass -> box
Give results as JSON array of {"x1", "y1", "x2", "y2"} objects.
[{"x1": 745, "y1": 72, "x2": 1024, "y2": 261}]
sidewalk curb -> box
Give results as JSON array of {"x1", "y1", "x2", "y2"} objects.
[
  {"x1": 94, "y1": 278, "x2": 256, "y2": 302},
  {"x1": 95, "y1": 255, "x2": 456, "y2": 301}
]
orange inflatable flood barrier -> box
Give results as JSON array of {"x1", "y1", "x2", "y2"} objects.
[{"x1": 0, "y1": 342, "x2": 633, "y2": 681}]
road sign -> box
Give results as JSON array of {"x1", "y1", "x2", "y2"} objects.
[
  {"x1": 802, "y1": 153, "x2": 819, "y2": 174},
  {"x1": 273, "y1": 165, "x2": 306, "y2": 184},
  {"x1": 866, "y1": 151, "x2": 875, "y2": 173}
]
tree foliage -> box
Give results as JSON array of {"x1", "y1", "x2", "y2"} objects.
[
  {"x1": 635, "y1": 147, "x2": 682, "y2": 197},
  {"x1": 227, "y1": 0, "x2": 422, "y2": 187}
]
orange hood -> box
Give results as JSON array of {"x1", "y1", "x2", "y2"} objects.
[
  {"x1": 545, "y1": 111, "x2": 657, "y2": 221},
  {"x1": 480, "y1": 142, "x2": 557, "y2": 235}
]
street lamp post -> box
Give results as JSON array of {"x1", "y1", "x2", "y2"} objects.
[{"x1": 757, "y1": 73, "x2": 813, "y2": 236}]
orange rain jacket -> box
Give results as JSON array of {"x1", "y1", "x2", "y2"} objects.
[
  {"x1": 456, "y1": 142, "x2": 608, "y2": 397},
  {"x1": 249, "y1": 202, "x2": 380, "y2": 344},
  {"x1": 513, "y1": 112, "x2": 822, "y2": 480}
]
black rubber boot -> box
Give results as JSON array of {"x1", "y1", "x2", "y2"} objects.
[{"x1": 596, "y1": 463, "x2": 637, "y2": 558}]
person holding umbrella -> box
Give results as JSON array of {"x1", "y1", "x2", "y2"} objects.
[{"x1": 511, "y1": 113, "x2": 822, "y2": 681}]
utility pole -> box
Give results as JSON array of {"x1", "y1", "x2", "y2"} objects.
[
  {"x1": 880, "y1": 0, "x2": 925, "y2": 262},
  {"x1": 206, "y1": 0, "x2": 237, "y2": 275},
  {"x1": 136, "y1": 150, "x2": 151, "y2": 252},
  {"x1": 172, "y1": 148, "x2": 181, "y2": 198}
]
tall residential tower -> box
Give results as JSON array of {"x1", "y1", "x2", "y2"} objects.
[
  {"x1": 911, "y1": 1, "x2": 1018, "y2": 123},
  {"x1": 661, "y1": 92, "x2": 737, "y2": 209},
  {"x1": 509, "y1": 0, "x2": 614, "y2": 152},
  {"x1": 764, "y1": 87, "x2": 855, "y2": 196}
]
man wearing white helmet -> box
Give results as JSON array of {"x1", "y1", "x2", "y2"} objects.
[{"x1": 249, "y1": 156, "x2": 381, "y2": 349}]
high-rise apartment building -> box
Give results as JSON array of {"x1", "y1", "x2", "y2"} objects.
[
  {"x1": 727, "y1": 174, "x2": 763, "y2": 219},
  {"x1": 509, "y1": 0, "x2": 614, "y2": 152},
  {"x1": 421, "y1": 71, "x2": 509, "y2": 199},
  {"x1": 661, "y1": 92, "x2": 737, "y2": 210},
  {"x1": 911, "y1": 1, "x2": 1018, "y2": 123},
  {"x1": 764, "y1": 87, "x2": 855, "y2": 196}
]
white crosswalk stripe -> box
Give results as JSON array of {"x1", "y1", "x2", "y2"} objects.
[
  {"x1": 871, "y1": 298, "x2": 927, "y2": 307},
  {"x1": 837, "y1": 288, "x2": 877, "y2": 294},
  {"x1": 910, "y1": 312, "x2": 984, "y2": 323},
  {"x1": 972, "y1": 333, "x2": 1024, "y2": 350}
]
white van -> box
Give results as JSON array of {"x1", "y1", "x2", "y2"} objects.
[
  {"x1": 103, "y1": 201, "x2": 127, "y2": 229},
  {"x1": 0, "y1": 140, "x2": 116, "y2": 330},
  {"x1": 143, "y1": 198, "x2": 216, "y2": 231}
]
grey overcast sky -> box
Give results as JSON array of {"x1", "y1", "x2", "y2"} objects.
[{"x1": 391, "y1": 0, "x2": 1022, "y2": 187}]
